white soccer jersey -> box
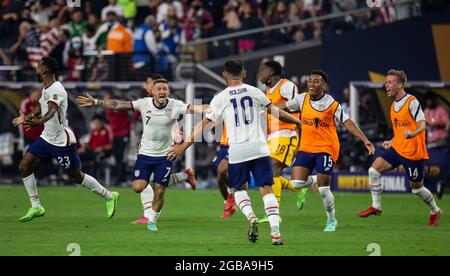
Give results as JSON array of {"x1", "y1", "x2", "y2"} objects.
[
  {"x1": 205, "y1": 83, "x2": 271, "y2": 164},
  {"x1": 132, "y1": 97, "x2": 188, "y2": 156},
  {"x1": 393, "y1": 94, "x2": 425, "y2": 122},
  {"x1": 286, "y1": 92, "x2": 350, "y2": 123},
  {"x1": 39, "y1": 81, "x2": 76, "y2": 147}
]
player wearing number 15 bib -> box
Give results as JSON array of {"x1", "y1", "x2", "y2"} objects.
[
  {"x1": 278, "y1": 70, "x2": 375, "y2": 232},
  {"x1": 358, "y1": 70, "x2": 442, "y2": 227}
]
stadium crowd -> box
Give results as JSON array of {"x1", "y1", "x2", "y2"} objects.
[{"x1": 1, "y1": 0, "x2": 444, "y2": 81}]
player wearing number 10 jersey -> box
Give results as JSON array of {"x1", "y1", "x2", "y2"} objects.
[{"x1": 169, "y1": 59, "x2": 302, "y2": 245}]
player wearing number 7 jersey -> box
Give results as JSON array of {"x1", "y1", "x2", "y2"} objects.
[
  {"x1": 358, "y1": 70, "x2": 442, "y2": 227},
  {"x1": 77, "y1": 78, "x2": 207, "y2": 231},
  {"x1": 277, "y1": 70, "x2": 375, "y2": 232}
]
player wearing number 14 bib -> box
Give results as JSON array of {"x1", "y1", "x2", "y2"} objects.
[{"x1": 358, "y1": 70, "x2": 442, "y2": 227}]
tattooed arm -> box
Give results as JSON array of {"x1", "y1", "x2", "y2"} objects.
[
  {"x1": 23, "y1": 102, "x2": 58, "y2": 131},
  {"x1": 76, "y1": 93, "x2": 133, "y2": 110}
]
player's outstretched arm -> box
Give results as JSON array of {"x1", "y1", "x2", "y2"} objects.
[
  {"x1": 186, "y1": 104, "x2": 209, "y2": 114},
  {"x1": 267, "y1": 104, "x2": 301, "y2": 127},
  {"x1": 76, "y1": 93, "x2": 133, "y2": 110},
  {"x1": 168, "y1": 117, "x2": 210, "y2": 161},
  {"x1": 403, "y1": 120, "x2": 426, "y2": 139},
  {"x1": 343, "y1": 119, "x2": 375, "y2": 155}
]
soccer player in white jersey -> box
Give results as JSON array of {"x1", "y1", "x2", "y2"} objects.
[
  {"x1": 277, "y1": 70, "x2": 375, "y2": 232},
  {"x1": 169, "y1": 59, "x2": 302, "y2": 245},
  {"x1": 12, "y1": 57, "x2": 120, "y2": 222},
  {"x1": 77, "y1": 78, "x2": 207, "y2": 231},
  {"x1": 131, "y1": 74, "x2": 196, "y2": 225}
]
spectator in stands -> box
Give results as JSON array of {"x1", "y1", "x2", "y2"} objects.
[
  {"x1": 118, "y1": 0, "x2": 137, "y2": 24},
  {"x1": 107, "y1": 18, "x2": 133, "y2": 53},
  {"x1": 158, "y1": 15, "x2": 184, "y2": 78},
  {"x1": 223, "y1": 0, "x2": 241, "y2": 33},
  {"x1": 19, "y1": 89, "x2": 44, "y2": 146},
  {"x1": 238, "y1": 2, "x2": 264, "y2": 54},
  {"x1": 265, "y1": 1, "x2": 291, "y2": 44},
  {"x1": 79, "y1": 115, "x2": 113, "y2": 178},
  {"x1": 101, "y1": 0, "x2": 124, "y2": 22},
  {"x1": 424, "y1": 93, "x2": 449, "y2": 147},
  {"x1": 69, "y1": 9, "x2": 87, "y2": 38},
  {"x1": 104, "y1": 92, "x2": 131, "y2": 185},
  {"x1": 89, "y1": 55, "x2": 109, "y2": 82},
  {"x1": 133, "y1": 15, "x2": 159, "y2": 81},
  {"x1": 183, "y1": 0, "x2": 214, "y2": 41},
  {"x1": 96, "y1": 10, "x2": 119, "y2": 50},
  {"x1": 157, "y1": 0, "x2": 184, "y2": 23},
  {"x1": 30, "y1": 0, "x2": 53, "y2": 25}
]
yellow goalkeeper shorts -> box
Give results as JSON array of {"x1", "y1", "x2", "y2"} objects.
[{"x1": 267, "y1": 136, "x2": 299, "y2": 167}]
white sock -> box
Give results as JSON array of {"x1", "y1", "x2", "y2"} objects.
[
  {"x1": 23, "y1": 174, "x2": 42, "y2": 208},
  {"x1": 412, "y1": 187, "x2": 440, "y2": 213},
  {"x1": 234, "y1": 190, "x2": 256, "y2": 221},
  {"x1": 292, "y1": 175, "x2": 315, "y2": 189},
  {"x1": 141, "y1": 184, "x2": 154, "y2": 218},
  {"x1": 148, "y1": 208, "x2": 160, "y2": 223},
  {"x1": 149, "y1": 172, "x2": 188, "y2": 185},
  {"x1": 81, "y1": 174, "x2": 113, "y2": 200},
  {"x1": 369, "y1": 167, "x2": 382, "y2": 209},
  {"x1": 318, "y1": 186, "x2": 336, "y2": 219},
  {"x1": 263, "y1": 193, "x2": 280, "y2": 234},
  {"x1": 169, "y1": 172, "x2": 188, "y2": 184}
]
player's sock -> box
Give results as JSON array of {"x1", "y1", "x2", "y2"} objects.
[
  {"x1": 141, "y1": 184, "x2": 154, "y2": 218},
  {"x1": 263, "y1": 193, "x2": 280, "y2": 234},
  {"x1": 23, "y1": 174, "x2": 42, "y2": 208},
  {"x1": 234, "y1": 190, "x2": 256, "y2": 221},
  {"x1": 292, "y1": 175, "x2": 315, "y2": 189},
  {"x1": 369, "y1": 167, "x2": 382, "y2": 209},
  {"x1": 412, "y1": 186, "x2": 440, "y2": 213},
  {"x1": 272, "y1": 177, "x2": 282, "y2": 203},
  {"x1": 81, "y1": 174, "x2": 113, "y2": 200},
  {"x1": 280, "y1": 176, "x2": 296, "y2": 191},
  {"x1": 170, "y1": 172, "x2": 189, "y2": 184},
  {"x1": 148, "y1": 208, "x2": 160, "y2": 223},
  {"x1": 318, "y1": 186, "x2": 336, "y2": 219}
]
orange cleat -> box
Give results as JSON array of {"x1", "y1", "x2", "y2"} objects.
[{"x1": 185, "y1": 168, "x2": 196, "y2": 191}]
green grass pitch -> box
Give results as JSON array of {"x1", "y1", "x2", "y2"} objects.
[{"x1": 0, "y1": 186, "x2": 449, "y2": 256}]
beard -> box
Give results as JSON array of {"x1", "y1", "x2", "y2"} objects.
[{"x1": 37, "y1": 74, "x2": 43, "y2": 83}]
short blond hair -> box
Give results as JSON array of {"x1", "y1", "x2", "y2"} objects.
[{"x1": 387, "y1": 69, "x2": 407, "y2": 85}]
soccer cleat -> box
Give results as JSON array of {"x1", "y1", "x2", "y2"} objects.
[
  {"x1": 296, "y1": 188, "x2": 308, "y2": 210},
  {"x1": 131, "y1": 216, "x2": 148, "y2": 224},
  {"x1": 19, "y1": 206, "x2": 45, "y2": 222},
  {"x1": 221, "y1": 195, "x2": 236, "y2": 219},
  {"x1": 259, "y1": 216, "x2": 282, "y2": 224},
  {"x1": 358, "y1": 206, "x2": 382, "y2": 218},
  {"x1": 147, "y1": 221, "x2": 158, "y2": 231},
  {"x1": 185, "y1": 168, "x2": 197, "y2": 191},
  {"x1": 271, "y1": 233, "x2": 283, "y2": 245},
  {"x1": 428, "y1": 210, "x2": 442, "y2": 227},
  {"x1": 323, "y1": 218, "x2": 338, "y2": 232},
  {"x1": 106, "y1": 191, "x2": 120, "y2": 219},
  {"x1": 247, "y1": 217, "x2": 259, "y2": 243}
]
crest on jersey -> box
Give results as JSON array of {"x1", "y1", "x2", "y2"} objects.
[
  {"x1": 135, "y1": 170, "x2": 140, "y2": 177},
  {"x1": 53, "y1": 94, "x2": 58, "y2": 100}
]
